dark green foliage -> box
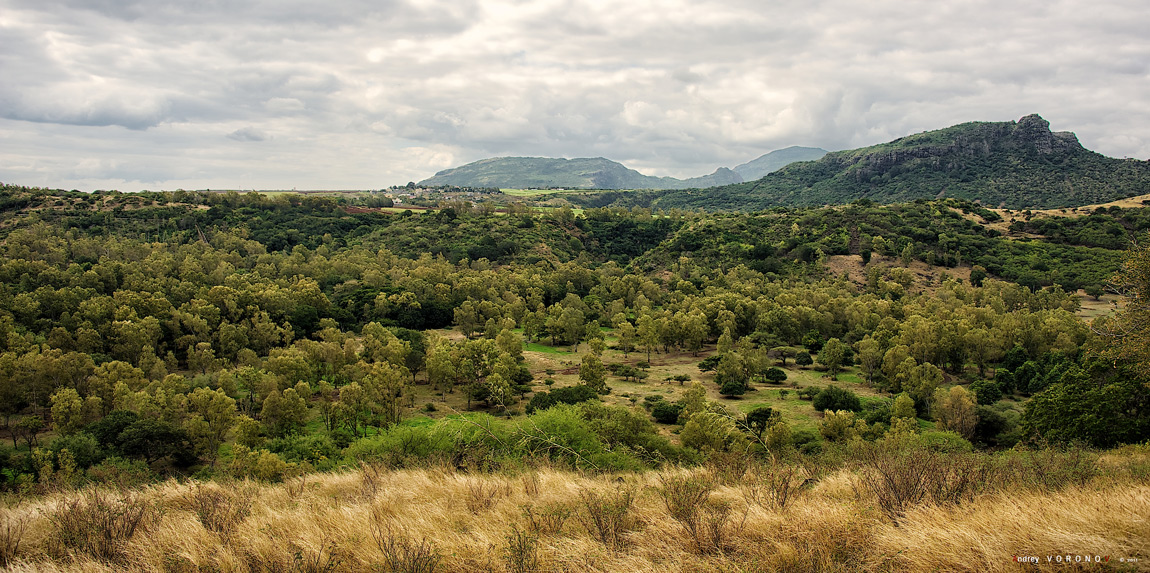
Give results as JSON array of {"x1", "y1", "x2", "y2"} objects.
[
  {"x1": 114, "y1": 419, "x2": 197, "y2": 467},
  {"x1": 743, "y1": 406, "x2": 779, "y2": 441},
  {"x1": 812, "y1": 385, "x2": 862, "y2": 412},
  {"x1": 266, "y1": 434, "x2": 340, "y2": 469},
  {"x1": 796, "y1": 386, "x2": 820, "y2": 400},
  {"x1": 525, "y1": 385, "x2": 600, "y2": 415},
  {"x1": 763, "y1": 367, "x2": 787, "y2": 383},
  {"x1": 969, "y1": 380, "x2": 1003, "y2": 405},
  {"x1": 718, "y1": 379, "x2": 747, "y2": 397},
  {"x1": 652, "y1": 402, "x2": 685, "y2": 424},
  {"x1": 697, "y1": 355, "x2": 721, "y2": 373},
  {"x1": 971, "y1": 406, "x2": 1014, "y2": 448},
  {"x1": 794, "y1": 352, "x2": 813, "y2": 367},
  {"x1": 1021, "y1": 365, "x2": 1150, "y2": 448},
  {"x1": 49, "y1": 433, "x2": 104, "y2": 469},
  {"x1": 1002, "y1": 346, "x2": 1029, "y2": 372},
  {"x1": 861, "y1": 399, "x2": 893, "y2": 426},
  {"x1": 86, "y1": 411, "x2": 142, "y2": 451}
]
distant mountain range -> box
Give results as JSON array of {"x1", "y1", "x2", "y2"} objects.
[
  {"x1": 565, "y1": 114, "x2": 1150, "y2": 211},
  {"x1": 417, "y1": 146, "x2": 828, "y2": 190},
  {"x1": 732, "y1": 146, "x2": 828, "y2": 181}
]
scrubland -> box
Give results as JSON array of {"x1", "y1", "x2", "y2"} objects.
[{"x1": 2, "y1": 443, "x2": 1146, "y2": 572}]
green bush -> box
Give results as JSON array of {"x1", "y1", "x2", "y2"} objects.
[
  {"x1": 812, "y1": 385, "x2": 862, "y2": 412},
  {"x1": 969, "y1": 380, "x2": 1003, "y2": 404},
  {"x1": 525, "y1": 385, "x2": 599, "y2": 414},
  {"x1": 763, "y1": 368, "x2": 787, "y2": 383},
  {"x1": 916, "y1": 430, "x2": 974, "y2": 453},
  {"x1": 652, "y1": 402, "x2": 685, "y2": 424}
]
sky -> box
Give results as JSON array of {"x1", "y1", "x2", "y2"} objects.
[{"x1": 1, "y1": 0, "x2": 1148, "y2": 191}]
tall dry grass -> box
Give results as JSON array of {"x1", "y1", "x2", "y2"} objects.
[{"x1": 0, "y1": 453, "x2": 1144, "y2": 572}]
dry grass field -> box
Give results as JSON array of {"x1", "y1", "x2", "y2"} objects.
[{"x1": 1, "y1": 447, "x2": 1147, "y2": 572}]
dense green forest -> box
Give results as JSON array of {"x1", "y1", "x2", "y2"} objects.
[{"x1": 0, "y1": 183, "x2": 1147, "y2": 489}]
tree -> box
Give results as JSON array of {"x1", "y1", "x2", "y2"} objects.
[
  {"x1": 1020, "y1": 364, "x2": 1150, "y2": 448},
  {"x1": 904, "y1": 362, "x2": 944, "y2": 412},
  {"x1": 615, "y1": 321, "x2": 636, "y2": 356},
  {"x1": 817, "y1": 338, "x2": 847, "y2": 379},
  {"x1": 716, "y1": 328, "x2": 734, "y2": 354},
  {"x1": 260, "y1": 388, "x2": 309, "y2": 437},
  {"x1": 856, "y1": 337, "x2": 883, "y2": 385},
  {"x1": 185, "y1": 387, "x2": 238, "y2": 464},
  {"x1": 579, "y1": 353, "x2": 608, "y2": 394},
  {"x1": 932, "y1": 386, "x2": 978, "y2": 439},
  {"x1": 743, "y1": 406, "x2": 780, "y2": 441},
  {"x1": 891, "y1": 393, "x2": 917, "y2": 421},
  {"x1": 116, "y1": 419, "x2": 197, "y2": 466},
  {"x1": 683, "y1": 311, "x2": 708, "y2": 355},
  {"x1": 772, "y1": 346, "x2": 798, "y2": 367},
  {"x1": 50, "y1": 388, "x2": 86, "y2": 435},
  {"x1": 637, "y1": 313, "x2": 659, "y2": 363},
  {"x1": 715, "y1": 352, "x2": 748, "y2": 397},
  {"x1": 763, "y1": 367, "x2": 787, "y2": 384}
]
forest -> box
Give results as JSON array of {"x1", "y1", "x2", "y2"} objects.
[{"x1": 0, "y1": 184, "x2": 1146, "y2": 571}]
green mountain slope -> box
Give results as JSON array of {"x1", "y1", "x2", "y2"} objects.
[
  {"x1": 733, "y1": 146, "x2": 828, "y2": 180},
  {"x1": 649, "y1": 115, "x2": 1150, "y2": 211},
  {"x1": 418, "y1": 156, "x2": 743, "y2": 190}
]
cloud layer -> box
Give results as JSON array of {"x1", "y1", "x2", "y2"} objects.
[{"x1": 1, "y1": 0, "x2": 1148, "y2": 190}]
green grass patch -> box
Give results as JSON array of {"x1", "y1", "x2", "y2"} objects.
[{"x1": 525, "y1": 342, "x2": 575, "y2": 354}]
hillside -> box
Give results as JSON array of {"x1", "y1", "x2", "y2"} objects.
[
  {"x1": 732, "y1": 145, "x2": 828, "y2": 180},
  {"x1": 418, "y1": 156, "x2": 743, "y2": 190},
  {"x1": 639, "y1": 114, "x2": 1150, "y2": 211}
]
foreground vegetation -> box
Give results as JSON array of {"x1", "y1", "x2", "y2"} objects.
[{"x1": 0, "y1": 439, "x2": 1146, "y2": 571}]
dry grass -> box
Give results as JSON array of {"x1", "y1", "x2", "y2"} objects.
[{"x1": 0, "y1": 458, "x2": 1144, "y2": 572}]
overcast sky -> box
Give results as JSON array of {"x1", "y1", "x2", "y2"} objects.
[{"x1": 1, "y1": 0, "x2": 1148, "y2": 191}]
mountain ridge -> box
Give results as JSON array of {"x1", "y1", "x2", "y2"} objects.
[
  {"x1": 620, "y1": 114, "x2": 1150, "y2": 211},
  {"x1": 418, "y1": 147, "x2": 826, "y2": 190}
]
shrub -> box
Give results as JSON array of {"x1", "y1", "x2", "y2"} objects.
[
  {"x1": 969, "y1": 380, "x2": 1003, "y2": 404},
  {"x1": 504, "y1": 524, "x2": 539, "y2": 573},
  {"x1": 0, "y1": 509, "x2": 26, "y2": 568},
  {"x1": 577, "y1": 485, "x2": 636, "y2": 552},
  {"x1": 189, "y1": 482, "x2": 255, "y2": 536},
  {"x1": 370, "y1": 521, "x2": 442, "y2": 573},
  {"x1": 763, "y1": 367, "x2": 788, "y2": 383},
  {"x1": 657, "y1": 473, "x2": 713, "y2": 551},
  {"x1": 47, "y1": 488, "x2": 159, "y2": 563},
  {"x1": 795, "y1": 351, "x2": 813, "y2": 367},
  {"x1": 813, "y1": 385, "x2": 862, "y2": 412},
  {"x1": 719, "y1": 379, "x2": 747, "y2": 397},
  {"x1": 522, "y1": 501, "x2": 573, "y2": 536},
  {"x1": 819, "y1": 410, "x2": 859, "y2": 442},
  {"x1": 855, "y1": 438, "x2": 990, "y2": 524},
  {"x1": 525, "y1": 384, "x2": 599, "y2": 414},
  {"x1": 652, "y1": 401, "x2": 685, "y2": 424},
  {"x1": 916, "y1": 430, "x2": 974, "y2": 453},
  {"x1": 681, "y1": 412, "x2": 748, "y2": 454},
  {"x1": 797, "y1": 386, "x2": 821, "y2": 400}
]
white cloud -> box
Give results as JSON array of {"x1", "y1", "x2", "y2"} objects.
[{"x1": 1, "y1": 0, "x2": 1148, "y2": 189}]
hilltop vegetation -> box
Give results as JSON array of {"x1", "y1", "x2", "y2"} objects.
[
  {"x1": 0, "y1": 183, "x2": 1147, "y2": 569},
  {"x1": 571, "y1": 114, "x2": 1150, "y2": 211}
]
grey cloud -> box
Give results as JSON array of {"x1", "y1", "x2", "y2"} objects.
[
  {"x1": 1, "y1": 0, "x2": 1148, "y2": 189},
  {"x1": 227, "y1": 127, "x2": 267, "y2": 141}
]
